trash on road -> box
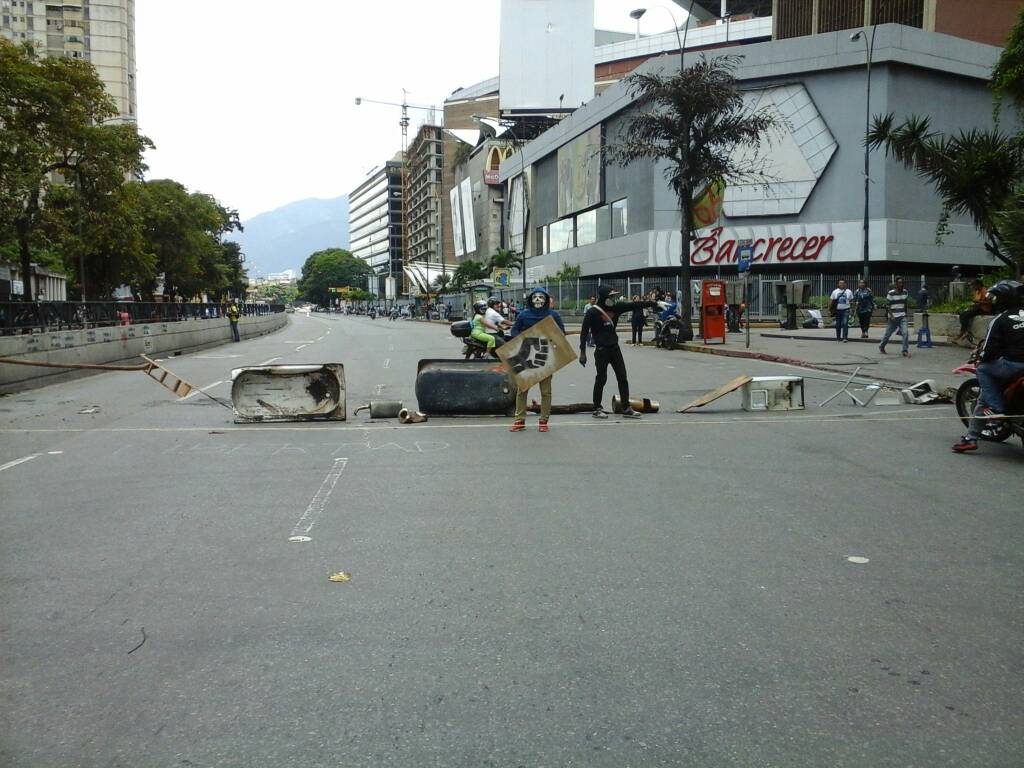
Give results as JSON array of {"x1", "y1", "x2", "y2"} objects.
[
  {"x1": 612, "y1": 396, "x2": 660, "y2": 414},
  {"x1": 526, "y1": 400, "x2": 593, "y2": 414},
  {"x1": 231, "y1": 364, "x2": 346, "y2": 423},
  {"x1": 328, "y1": 571, "x2": 351, "y2": 583},
  {"x1": 398, "y1": 408, "x2": 428, "y2": 424},
  {"x1": 353, "y1": 399, "x2": 404, "y2": 418},
  {"x1": 677, "y1": 376, "x2": 752, "y2": 412}
]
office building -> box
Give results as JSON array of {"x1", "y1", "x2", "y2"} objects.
[{"x1": 348, "y1": 157, "x2": 404, "y2": 300}]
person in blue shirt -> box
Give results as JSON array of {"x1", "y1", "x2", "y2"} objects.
[{"x1": 507, "y1": 288, "x2": 565, "y2": 433}]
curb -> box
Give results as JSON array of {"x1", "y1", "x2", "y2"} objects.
[{"x1": 759, "y1": 331, "x2": 954, "y2": 348}]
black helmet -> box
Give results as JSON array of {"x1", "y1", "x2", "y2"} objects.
[
  {"x1": 472, "y1": 300, "x2": 488, "y2": 314},
  {"x1": 986, "y1": 280, "x2": 1024, "y2": 308},
  {"x1": 487, "y1": 296, "x2": 501, "y2": 308}
]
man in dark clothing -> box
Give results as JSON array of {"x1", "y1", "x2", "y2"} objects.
[
  {"x1": 508, "y1": 288, "x2": 566, "y2": 433},
  {"x1": 579, "y1": 285, "x2": 659, "y2": 419},
  {"x1": 952, "y1": 280, "x2": 1024, "y2": 453}
]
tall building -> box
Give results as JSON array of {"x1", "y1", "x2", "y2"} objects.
[
  {"x1": 406, "y1": 124, "x2": 457, "y2": 275},
  {"x1": 348, "y1": 157, "x2": 404, "y2": 300},
  {"x1": 1, "y1": 0, "x2": 137, "y2": 120}
]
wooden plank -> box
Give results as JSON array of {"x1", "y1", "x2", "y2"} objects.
[{"x1": 677, "y1": 375, "x2": 753, "y2": 412}]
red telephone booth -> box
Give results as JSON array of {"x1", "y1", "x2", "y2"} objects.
[{"x1": 701, "y1": 280, "x2": 727, "y2": 344}]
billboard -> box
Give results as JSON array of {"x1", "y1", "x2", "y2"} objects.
[
  {"x1": 459, "y1": 177, "x2": 477, "y2": 254},
  {"x1": 499, "y1": 0, "x2": 595, "y2": 115},
  {"x1": 557, "y1": 125, "x2": 602, "y2": 218},
  {"x1": 450, "y1": 186, "x2": 465, "y2": 257}
]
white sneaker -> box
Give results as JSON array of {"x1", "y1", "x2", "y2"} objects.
[
  {"x1": 592, "y1": 408, "x2": 608, "y2": 419},
  {"x1": 622, "y1": 408, "x2": 642, "y2": 419}
]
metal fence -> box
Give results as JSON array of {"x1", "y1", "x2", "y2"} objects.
[
  {"x1": 0, "y1": 300, "x2": 284, "y2": 335},
  {"x1": 426, "y1": 271, "x2": 933, "y2": 322}
]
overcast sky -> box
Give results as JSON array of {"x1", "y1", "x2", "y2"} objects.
[{"x1": 136, "y1": 1, "x2": 690, "y2": 221}]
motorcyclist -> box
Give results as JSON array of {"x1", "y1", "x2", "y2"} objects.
[
  {"x1": 485, "y1": 297, "x2": 512, "y2": 337},
  {"x1": 952, "y1": 280, "x2": 1024, "y2": 453},
  {"x1": 470, "y1": 299, "x2": 504, "y2": 355}
]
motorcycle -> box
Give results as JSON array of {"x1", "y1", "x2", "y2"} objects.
[
  {"x1": 953, "y1": 361, "x2": 1024, "y2": 447},
  {"x1": 449, "y1": 321, "x2": 505, "y2": 360}
]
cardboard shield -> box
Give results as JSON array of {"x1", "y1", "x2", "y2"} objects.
[{"x1": 496, "y1": 315, "x2": 577, "y2": 391}]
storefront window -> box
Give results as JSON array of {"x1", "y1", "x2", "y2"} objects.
[
  {"x1": 548, "y1": 218, "x2": 574, "y2": 252},
  {"x1": 611, "y1": 198, "x2": 628, "y2": 238},
  {"x1": 576, "y1": 209, "x2": 597, "y2": 247}
]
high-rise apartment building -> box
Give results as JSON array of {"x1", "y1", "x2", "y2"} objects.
[
  {"x1": 1, "y1": 0, "x2": 136, "y2": 120},
  {"x1": 348, "y1": 158, "x2": 404, "y2": 299},
  {"x1": 406, "y1": 125, "x2": 456, "y2": 272}
]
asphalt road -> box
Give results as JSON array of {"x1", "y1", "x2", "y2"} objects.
[{"x1": 1, "y1": 312, "x2": 1021, "y2": 767}]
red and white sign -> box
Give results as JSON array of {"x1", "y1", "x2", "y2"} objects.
[{"x1": 690, "y1": 226, "x2": 835, "y2": 266}]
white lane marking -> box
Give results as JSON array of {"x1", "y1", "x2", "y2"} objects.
[
  {"x1": 0, "y1": 409, "x2": 955, "y2": 434},
  {"x1": 0, "y1": 454, "x2": 40, "y2": 473},
  {"x1": 47, "y1": 451, "x2": 63, "y2": 455},
  {"x1": 288, "y1": 458, "x2": 348, "y2": 542},
  {"x1": 383, "y1": 358, "x2": 390, "y2": 369},
  {"x1": 257, "y1": 357, "x2": 281, "y2": 366},
  {"x1": 388, "y1": 344, "x2": 394, "y2": 351},
  {"x1": 847, "y1": 556, "x2": 870, "y2": 564},
  {"x1": 296, "y1": 344, "x2": 308, "y2": 351},
  {"x1": 316, "y1": 335, "x2": 325, "y2": 341},
  {"x1": 179, "y1": 381, "x2": 225, "y2": 401}
]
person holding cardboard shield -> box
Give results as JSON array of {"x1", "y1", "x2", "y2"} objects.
[
  {"x1": 507, "y1": 288, "x2": 566, "y2": 433},
  {"x1": 580, "y1": 285, "x2": 659, "y2": 419}
]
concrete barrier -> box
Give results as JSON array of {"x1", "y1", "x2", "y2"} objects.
[{"x1": 0, "y1": 313, "x2": 287, "y2": 389}]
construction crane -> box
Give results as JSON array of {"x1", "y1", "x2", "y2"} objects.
[{"x1": 354, "y1": 92, "x2": 438, "y2": 299}]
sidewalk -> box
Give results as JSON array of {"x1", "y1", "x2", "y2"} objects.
[{"x1": 670, "y1": 326, "x2": 969, "y2": 389}]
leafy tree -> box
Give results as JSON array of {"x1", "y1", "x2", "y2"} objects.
[
  {"x1": 132, "y1": 180, "x2": 243, "y2": 299},
  {"x1": 0, "y1": 40, "x2": 152, "y2": 299},
  {"x1": 256, "y1": 281, "x2": 299, "y2": 305},
  {"x1": 450, "y1": 259, "x2": 488, "y2": 291},
  {"x1": 297, "y1": 248, "x2": 372, "y2": 306},
  {"x1": 431, "y1": 273, "x2": 453, "y2": 293},
  {"x1": 605, "y1": 55, "x2": 782, "y2": 340},
  {"x1": 991, "y1": 5, "x2": 1024, "y2": 121}
]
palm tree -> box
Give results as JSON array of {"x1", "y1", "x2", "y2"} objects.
[
  {"x1": 450, "y1": 259, "x2": 488, "y2": 291},
  {"x1": 487, "y1": 248, "x2": 521, "y2": 274},
  {"x1": 431, "y1": 273, "x2": 452, "y2": 294},
  {"x1": 868, "y1": 115, "x2": 1024, "y2": 278},
  {"x1": 606, "y1": 55, "x2": 782, "y2": 340}
]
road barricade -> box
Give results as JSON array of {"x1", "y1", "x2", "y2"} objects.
[
  {"x1": 231, "y1": 363, "x2": 346, "y2": 423},
  {"x1": 415, "y1": 359, "x2": 515, "y2": 415}
]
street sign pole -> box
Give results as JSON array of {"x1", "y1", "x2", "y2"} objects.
[{"x1": 736, "y1": 240, "x2": 753, "y2": 349}]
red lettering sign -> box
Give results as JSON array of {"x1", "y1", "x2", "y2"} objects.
[{"x1": 689, "y1": 228, "x2": 834, "y2": 265}]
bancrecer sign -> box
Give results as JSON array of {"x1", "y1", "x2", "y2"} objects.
[{"x1": 690, "y1": 226, "x2": 836, "y2": 266}]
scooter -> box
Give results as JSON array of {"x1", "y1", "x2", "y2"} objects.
[
  {"x1": 449, "y1": 321, "x2": 503, "y2": 360},
  {"x1": 954, "y1": 361, "x2": 1024, "y2": 447}
]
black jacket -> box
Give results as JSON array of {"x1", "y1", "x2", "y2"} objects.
[
  {"x1": 978, "y1": 308, "x2": 1024, "y2": 363},
  {"x1": 580, "y1": 286, "x2": 657, "y2": 349}
]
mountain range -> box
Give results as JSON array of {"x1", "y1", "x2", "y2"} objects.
[{"x1": 227, "y1": 195, "x2": 350, "y2": 278}]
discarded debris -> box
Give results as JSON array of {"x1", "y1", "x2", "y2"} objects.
[
  {"x1": 612, "y1": 396, "x2": 660, "y2": 414},
  {"x1": 526, "y1": 400, "x2": 593, "y2": 414},
  {"x1": 328, "y1": 572, "x2": 351, "y2": 583},
  {"x1": 678, "y1": 376, "x2": 752, "y2": 412},
  {"x1": 398, "y1": 408, "x2": 428, "y2": 424},
  {"x1": 231, "y1": 364, "x2": 346, "y2": 422},
  {"x1": 353, "y1": 400, "x2": 404, "y2": 418},
  {"x1": 78, "y1": 405, "x2": 101, "y2": 414}
]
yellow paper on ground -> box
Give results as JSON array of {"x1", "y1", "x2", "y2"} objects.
[{"x1": 496, "y1": 315, "x2": 578, "y2": 391}]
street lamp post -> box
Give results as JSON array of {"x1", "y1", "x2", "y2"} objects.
[{"x1": 850, "y1": 27, "x2": 877, "y2": 279}]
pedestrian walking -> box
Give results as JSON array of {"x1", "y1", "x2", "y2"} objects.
[
  {"x1": 829, "y1": 280, "x2": 853, "y2": 342},
  {"x1": 879, "y1": 277, "x2": 911, "y2": 357},
  {"x1": 508, "y1": 289, "x2": 565, "y2": 434},
  {"x1": 852, "y1": 279, "x2": 875, "y2": 339},
  {"x1": 579, "y1": 285, "x2": 658, "y2": 419},
  {"x1": 629, "y1": 295, "x2": 646, "y2": 345}
]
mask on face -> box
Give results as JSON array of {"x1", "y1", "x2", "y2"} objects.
[
  {"x1": 531, "y1": 294, "x2": 546, "y2": 309},
  {"x1": 603, "y1": 297, "x2": 615, "y2": 308}
]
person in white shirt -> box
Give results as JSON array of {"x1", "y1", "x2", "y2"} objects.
[
  {"x1": 485, "y1": 297, "x2": 511, "y2": 337},
  {"x1": 830, "y1": 280, "x2": 854, "y2": 342}
]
